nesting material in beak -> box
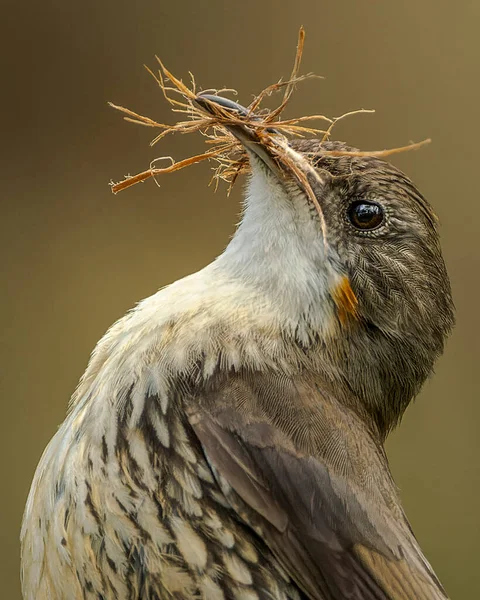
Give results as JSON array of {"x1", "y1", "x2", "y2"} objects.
[{"x1": 108, "y1": 26, "x2": 430, "y2": 214}]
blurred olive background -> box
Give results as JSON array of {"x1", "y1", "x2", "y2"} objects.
[{"x1": 1, "y1": 1, "x2": 478, "y2": 598}]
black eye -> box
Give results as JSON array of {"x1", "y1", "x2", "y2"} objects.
[{"x1": 347, "y1": 201, "x2": 384, "y2": 230}]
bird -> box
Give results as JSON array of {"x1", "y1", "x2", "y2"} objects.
[{"x1": 21, "y1": 94, "x2": 455, "y2": 600}]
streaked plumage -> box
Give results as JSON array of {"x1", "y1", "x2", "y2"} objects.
[{"x1": 21, "y1": 129, "x2": 454, "y2": 599}]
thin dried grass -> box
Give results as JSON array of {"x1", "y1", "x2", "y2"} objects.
[{"x1": 109, "y1": 27, "x2": 430, "y2": 198}]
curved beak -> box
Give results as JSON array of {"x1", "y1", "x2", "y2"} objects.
[
  {"x1": 194, "y1": 94, "x2": 327, "y2": 240},
  {"x1": 194, "y1": 93, "x2": 285, "y2": 179}
]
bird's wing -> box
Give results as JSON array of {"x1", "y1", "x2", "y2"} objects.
[{"x1": 186, "y1": 369, "x2": 447, "y2": 600}]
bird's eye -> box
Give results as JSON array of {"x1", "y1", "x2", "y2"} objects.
[{"x1": 347, "y1": 201, "x2": 384, "y2": 231}]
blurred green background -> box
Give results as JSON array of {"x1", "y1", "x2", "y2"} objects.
[{"x1": 1, "y1": 1, "x2": 478, "y2": 598}]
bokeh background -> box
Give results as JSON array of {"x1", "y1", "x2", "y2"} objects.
[{"x1": 2, "y1": 1, "x2": 479, "y2": 598}]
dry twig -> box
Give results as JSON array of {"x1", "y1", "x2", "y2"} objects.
[{"x1": 109, "y1": 27, "x2": 430, "y2": 200}]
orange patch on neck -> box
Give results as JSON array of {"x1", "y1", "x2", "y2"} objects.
[{"x1": 332, "y1": 276, "x2": 359, "y2": 324}]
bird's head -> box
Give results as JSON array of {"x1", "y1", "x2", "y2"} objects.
[{"x1": 198, "y1": 95, "x2": 455, "y2": 436}]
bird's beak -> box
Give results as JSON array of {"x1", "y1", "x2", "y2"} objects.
[
  {"x1": 195, "y1": 94, "x2": 327, "y2": 239},
  {"x1": 194, "y1": 94, "x2": 286, "y2": 179}
]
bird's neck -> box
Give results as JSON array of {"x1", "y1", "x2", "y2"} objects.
[{"x1": 214, "y1": 173, "x2": 341, "y2": 341}]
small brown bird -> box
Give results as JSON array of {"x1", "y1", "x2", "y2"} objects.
[{"x1": 21, "y1": 94, "x2": 454, "y2": 599}]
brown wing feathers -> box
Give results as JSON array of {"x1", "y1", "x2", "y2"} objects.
[{"x1": 187, "y1": 370, "x2": 447, "y2": 600}]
